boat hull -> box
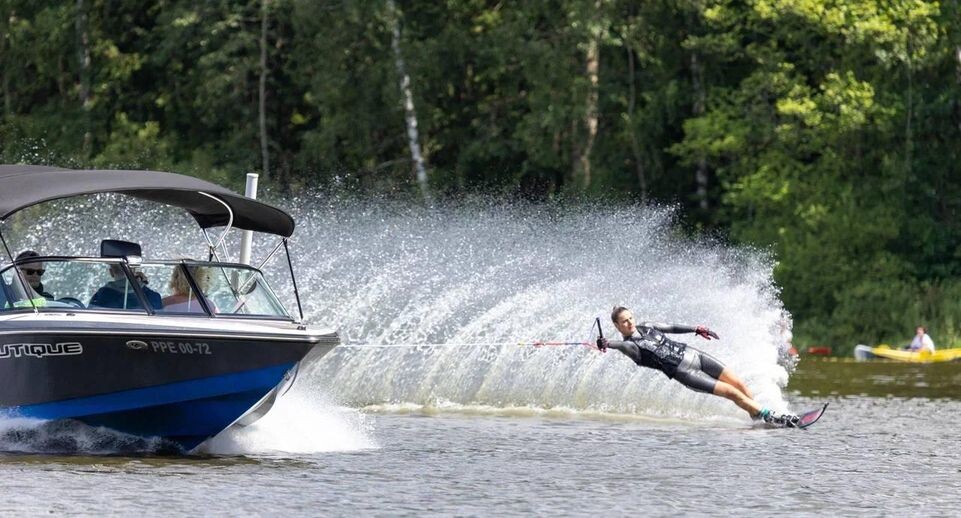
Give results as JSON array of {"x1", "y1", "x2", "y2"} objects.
[
  {"x1": 16, "y1": 363, "x2": 297, "y2": 451},
  {"x1": 0, "y1": 317, "x2": 337, "y2": 452}
]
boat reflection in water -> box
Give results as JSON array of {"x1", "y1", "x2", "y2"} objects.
[{"x1": 0, "y1": 165, "x2": 339, "y2": 453}]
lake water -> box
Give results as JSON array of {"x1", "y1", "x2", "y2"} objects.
[
  {"x1": 1, "y1": 359, "x2": 958, "y2": 516},
  {"x1": 3, "y1": 199, "x2": 958, "y2": 515}
]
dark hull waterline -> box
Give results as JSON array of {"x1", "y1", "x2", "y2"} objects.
[
  {"x1": 17, "y1": 363, "x2": 297, "y2": 451},
  {"x1": 0, "y1": 321, "x2": 337, "y2": 452}
]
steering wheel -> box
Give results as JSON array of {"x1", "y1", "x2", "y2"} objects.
[{"x1": 56, "y1": 297, "x2": 86, "y2": 309}]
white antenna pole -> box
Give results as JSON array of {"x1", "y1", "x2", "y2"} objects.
[{"x1": 239, "y1": 173, "x2": 259, "y2": 264}]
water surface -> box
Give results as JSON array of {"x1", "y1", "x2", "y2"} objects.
[{"x1": 2, "y1": 360, "x2": 958, "y2": 516}]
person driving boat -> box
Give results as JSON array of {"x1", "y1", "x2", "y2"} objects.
[{"x1": 16, "y1": 250, "x2": 54, "y2": 300}]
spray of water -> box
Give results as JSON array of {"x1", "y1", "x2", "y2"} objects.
[
  {"x1": 0, "y1": 416, "x2": 179, "y2": 455},
  {"x1": 202, "y1": 386, "x2": 378, "y2": 455},
  {"x1": 2, "y1": 194, "x2": 794, "y2": 453},
  {"x1": 285, "y1": 198, "x2": 794, "y2": 422}
]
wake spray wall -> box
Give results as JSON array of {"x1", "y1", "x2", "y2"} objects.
[
  {"x1": 287, "y1": 199, "x2": 794, "y2": 420},
  {"x1": 17, "y1": 195, "x2": 794, "y2": 422}
]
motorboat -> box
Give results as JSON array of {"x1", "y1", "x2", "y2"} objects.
[
  {"x1": 853, "y1": 344, "x2": 961, "y2": 363},
  {"x1": 0, "y1": 164, "x2": 339, "y2": 452}
]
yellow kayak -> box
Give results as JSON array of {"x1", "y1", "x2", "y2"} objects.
[{"x1": 854, "y1": 344, "x2": 961, "y2": 363}]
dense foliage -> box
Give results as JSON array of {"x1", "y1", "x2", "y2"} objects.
[{"x1": 2, "y1": 0, "x2": 961, "y2": 353}]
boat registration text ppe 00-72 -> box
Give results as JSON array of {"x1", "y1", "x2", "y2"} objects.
[{"x1": 129, "y1": 340, "x2": 213, "y2": 356}]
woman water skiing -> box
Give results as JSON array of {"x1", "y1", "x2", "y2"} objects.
[{"x1": 597, "y1": 306, "x2": 798, "y2": 426}]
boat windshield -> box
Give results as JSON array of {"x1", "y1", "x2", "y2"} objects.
[
  {"x1": 0, "y1": 258, "x2": 290, "y2": 319},
  {"x1": 144, "y1": 262, "x2": 291, "y2": 318}
]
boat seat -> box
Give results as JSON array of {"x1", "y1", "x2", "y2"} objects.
[{"x1": 101, "y1": 239, "x2": 142, "y2": 258}]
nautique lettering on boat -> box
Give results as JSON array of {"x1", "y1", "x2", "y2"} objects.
[{"x1": 0, "y1": 342, "x2": 83, "y2": 359}]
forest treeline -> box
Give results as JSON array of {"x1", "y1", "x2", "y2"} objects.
[{"x1": 2, "y1": 0, "x2": 961, "y2": 353}]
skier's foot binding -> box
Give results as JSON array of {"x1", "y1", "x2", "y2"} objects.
[{"x1": 757, "y1": 408, "x2": 800, "y2": 428}]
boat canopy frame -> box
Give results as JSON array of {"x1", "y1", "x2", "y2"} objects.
[
  {"x1": 0, "y1": 165, "x2": 306, "y2": 322},
  {"x1": 0, "y1": 165, "x2": 294, "y2": 236}
]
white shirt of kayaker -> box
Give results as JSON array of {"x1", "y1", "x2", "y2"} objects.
[{"x1": 910, "y1": 333, "x2": 936, "y2": 353}]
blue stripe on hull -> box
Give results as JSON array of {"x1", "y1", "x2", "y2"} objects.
[{"x1": 13, "y1": 364, "x2": 295, "y2": 451}]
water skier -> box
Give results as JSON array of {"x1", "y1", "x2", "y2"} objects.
[{"x1": 597, "y1": 306, "x2": 798, "y2": 426}]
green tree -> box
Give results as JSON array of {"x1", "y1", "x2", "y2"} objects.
[{"x1": 672, "y1": 0, "x2": 951, "y2": 348}]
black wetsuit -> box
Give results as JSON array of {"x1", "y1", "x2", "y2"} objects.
[{"x1": 607, "y1": 323, "x2": 726, "y2": 394}]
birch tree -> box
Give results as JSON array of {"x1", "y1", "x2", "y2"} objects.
[
  {"x1": 75, "y1": 0, "x2": 92, "y2": 153},
  {"x1": 571, "y1": 0, "x2": 604, "y2": 189},
  {"x1": 259, "y1": 0, "x2": 270, "y2": 180},
  {"x1": 387, "y1": 0, "x2": 429, "y2": 200}
]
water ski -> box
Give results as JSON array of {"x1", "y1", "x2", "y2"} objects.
[
  {"x1": 757, "y1": 403, "x2": 828, "y2": 429},
  {"x1": 796, "y1": 403, "x2": 828, "y2": 429}
]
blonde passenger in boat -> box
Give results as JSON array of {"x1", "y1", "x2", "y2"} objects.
[{"x1": 161, "y1": 265, "x2": 209, "y2": 313}]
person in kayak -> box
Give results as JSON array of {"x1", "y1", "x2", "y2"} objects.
[
  {"x1": 597, "y1": 306, "x2": 798, "y2": 426},
  {"x1": 906, "y1": 326, "x2": 935, "y2": 353}
]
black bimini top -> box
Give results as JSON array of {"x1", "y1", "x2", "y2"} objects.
[{"x1": 0, "y1": 165, "x2": 294, "y2": 237}]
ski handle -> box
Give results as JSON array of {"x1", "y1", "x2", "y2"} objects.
[{"x1": 518, "y1": 318, "x2": 605, "y2": 349}]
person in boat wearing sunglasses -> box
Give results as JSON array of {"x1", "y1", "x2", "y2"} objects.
[
  {"x1": 16, "y1": 250, "x2": 54, "y2": 301},
  {"x1": 597, "y1": 306, "x2": 798, "y2": 427}
]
